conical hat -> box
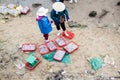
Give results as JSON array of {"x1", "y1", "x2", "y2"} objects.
[
  {"x1": 52, "y1": 2, "x2": 65, "y2": 12},
  {"x1": 36, "y1": 7, "x2": 48, "y2": 16}
]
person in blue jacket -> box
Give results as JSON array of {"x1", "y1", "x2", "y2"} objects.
[
  {"x1": 50, "y1": 2, "x2": 69, "y2": 36},
  {"x1": 36, "y1": 7, "x2": 52, "y2": 42}
]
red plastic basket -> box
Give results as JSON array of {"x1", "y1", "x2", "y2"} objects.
[
  {"x1": 21, "y1": 6, "x2": 30, "y2": 15},
  {"x1": 38, "y1": 44, "x2": 49, "y2": 55},
  {"x1": 21, "y1": 43, "x2": 36, "y2": 52},
  {"x1": 25, "y1": 57, "x2": 40, "y2": 71},
  {"x1": 62, "y1": 31, "x2": 74, "y2": 39},
  {"x1": 55, "y1": 36, "x2": 67, "y2": 47},
  {"x1": 46, "y1": 41, "x2": 57, "y2": 52},
  {"x1": 53, "y1": 49, "x2": 66, "y2": 62},
  {"x1": 63, "y1": 41, "x2": 79, "y2": 54}
]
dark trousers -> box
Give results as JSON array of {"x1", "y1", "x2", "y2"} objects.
[
  {"x1": 55, "y1": 22, "x2": 66, "y2": 31},
  {"x1": 43, "y1": 34, "x2": 48, "y2": 40},
  {"x1": 60, "y1": 0, "x2": 64, "y2": 2}
]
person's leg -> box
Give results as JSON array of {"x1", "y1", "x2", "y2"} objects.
[
  {"x1": 60, "y1": 22, "x2": 66, "y2": 31},
  {"x1": 55, "y1": 23, "x2": 62, "y2": 36},
  {"x1": 43, "y1": 34, "x2": 49, "y2": 42},
  {"x1": 60, "y1": 22, "x2": 69, "y2": 36}
]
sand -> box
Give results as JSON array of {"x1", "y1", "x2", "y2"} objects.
[{"x1": 0, "y1": 0, "x2": 120, "y2": 80}]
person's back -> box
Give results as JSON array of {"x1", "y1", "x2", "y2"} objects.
[
  {"x1": 50, "y1": 9, "x2": 69, "y2": 24},
  {"x1": 37, "y1": 16, "x2": 52, "y2": 34},
  {"x1": 50, "y1": 2, "x2": 69, "y2": 36},
  {"x1": 36, "y1": 7, "x2": 52, "y2": 42}
]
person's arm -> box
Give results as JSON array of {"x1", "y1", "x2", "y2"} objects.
[
  {"x1": 64, "y1": 9, "x2": 69, "y2": 21},
  {"x1": 50, "y1": 10, "x2": 60, "y2": 23}
]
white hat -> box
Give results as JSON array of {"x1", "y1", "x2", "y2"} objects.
[
  {"x1": 36, "y1": 7, "x2": 48, "y2": 16},
  {"x1": 52, "y1": 2, "x2": 65, "y2": 12}
]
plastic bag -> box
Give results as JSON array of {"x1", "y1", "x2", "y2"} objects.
[
  {"x1": 7, "y1": 4, "x2": 16, "y2": 9},
  {"x1": 42, "y1": 52, "x2": 71, "y2": 63},
  {"x1": 0, "y1": 6, "x2": 8, "y2": 15},
  {"x1": 12, "y1": 57, "x2": 25, "y2": 75},
  {"x1": 7, "y1": 9, "x2": 20, "y2": 16},
  {"x1": 90, "y1": 57, "x2": 103, "y2": 70}
]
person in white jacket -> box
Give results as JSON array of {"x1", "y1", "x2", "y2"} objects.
[{"x1": 69, "y1": 0, "x2": 77, "y2": 3}]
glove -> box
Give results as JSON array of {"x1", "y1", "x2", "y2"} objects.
[{"x1": 66, "y1": 16, "x2": 69, "y2": 21}]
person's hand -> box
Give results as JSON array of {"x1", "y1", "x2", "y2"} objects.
[
  {"x1": 60, "y1": 16, "x2": 64, "y2": 23},
  {"x1": 36, "y1": 18, "x2": 38, "y2": 21},
  {"x1": 50, "y1": 20, "x2": 53, "y2": 24},
  {"x1": 66, "y1": 16, "x2": 69, "y2": 21}
]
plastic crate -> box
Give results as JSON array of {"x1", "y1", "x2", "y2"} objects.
[
  {"x1": 38, "y1": 44, "x2": 49, "y2": 55},
  {"x1": 53, "y1": 49, "x2": 66, "y2": 62},
  {"x1": 21, "y1": 6, "x2": 30, "y2": 15},
  {"x1": 25, "y1": 57, "x2": 40, "y2": 71},
  {"x1": 46, "y1": 41, "x2": 57, "y2": 51},
  {"x1": 62, "y1": 30, "x2": 74, "y2": 39},
  {"x1": 55, "y1": 36, "x2": 66, "y2": 47},
  {"x1": 21, "y1": 43, "x2": 36, "y2": 52},
  {"x1": 63, "y1": 41, "x2": 79, "y2": 54}
]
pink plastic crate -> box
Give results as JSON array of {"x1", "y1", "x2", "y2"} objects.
[
  {"x1": 38, "y1": 44, "x2": 49, "y2": 55},
  {"x1": 21, "y1": 43, "x2": 36, "y2": 52},
  {"x1": 53, "y1": 49, "x2": 66, "y2": 62},
  {"x1": 21, "y1": 6, "x2": 30, "y2": 15},
  {"x1": 55, "y1": 36, "x2": 66, "y2": 47},
  {"x1": 46, "y1": 41, "x2": 57, "y2": 51},
  {"x1": 63, "y1": 41, "x2": 79, "y2": 54}
]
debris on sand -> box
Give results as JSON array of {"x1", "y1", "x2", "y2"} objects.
[
  {"x1": 89, "y1": 11, "x2": 97, "y2": 17},
  {"x1": 118, "y1": 70, "x2": 120, "y2": 75},
  {"x1": 32, "y1": 3, "x2": 42, "y2": 8},
  {"x1": 46, "y1": 69, "x2": 83, "y2": 80},
  {"x1": 117, "y1": 1, "x2": 120, "y2": 6},
  {"x1": 46, "y1": 69, "x2": 65, "y2": 80},
  {"x1": 85, "y1": 69, "x2": 95, "y2": 75},
  {"x1": 0, "y1": 20, "x2": 6, "y2": 23},
  {"x1": 0, "y1": 4, "x2": 30, "y2": 17},
  {"x1": 103, "y1": 55, "x2": 115, "y2": 67},
  {"x1": 0, "y1": 52, "x2": 10, "y2": 71},
  {"x1": 99, "y1": 9, "x2": 109, "y2": 19},
  {"x1": 68, "y1": 21, "x2": 88, "y2": 28},
  {"x1": 0, "y1": 16, "x2": 10, "y2": 24}
]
